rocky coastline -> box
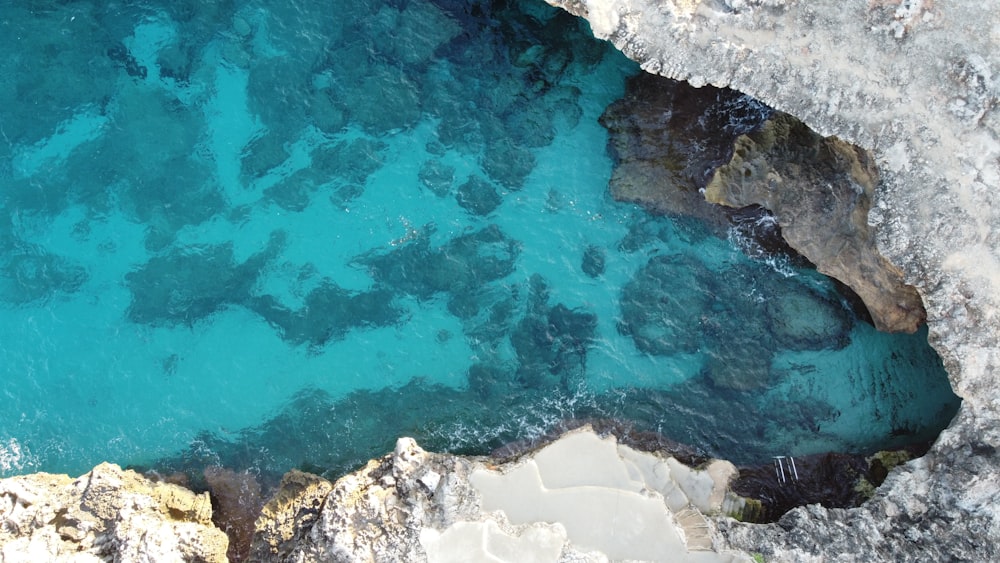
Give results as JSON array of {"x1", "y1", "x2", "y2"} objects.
[
  {"x1": 1, "y1": 427, "x2": 760, "y2": 562},
  {"x1": 543, "y1": 0, "x2": 1000, "y2": 560},
  {"x1": 2, "y1": 1, "x2": 997, "y2": 561}
]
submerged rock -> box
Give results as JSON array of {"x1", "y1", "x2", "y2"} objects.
[
  {"x1": 704, "y1": 113, "x2": 926, "y2": 333},
  {"x1": 0, "y1": 463, "x2": 228, "y2": 562},
  {"x1": 250, "y1": 283, "x2": 404, "y2": 348},
  {"x1": 357, "y1": 224, "x2": 520, "y2": 318},
  {"x1": 619, "y1": 253, "x2": 717, "y2": 356},
  {"x1": 580, "y1": 244, "x2": 606, "y2": 277},
  {"x1": 510, "y1": 275, "x2": 597, "y2": 390},
  {"x1": 482, "y1": 138, "x2": 537, "y2": 190},
  {"x1": 419, "y1": 160, "x2": 455, "y2": 197},
  {"x1": 0, "y1": 245, "x2": 88, "y2": 305},
  {"x1": 619, "y1": 251, "x2": 852, "y2": 391},
  {"x1": 126, "y1": 231, "x2": 286, "y2": 326},
  {"x1": 262, "y1": 138, "x2": 387, "y2": 210},
  {"x1": 456, "y1": 175, "x2": 503, "y2": 216}
]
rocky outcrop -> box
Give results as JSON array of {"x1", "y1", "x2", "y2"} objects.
[
  {"x1": 704, "y1": 112, "x2": 925, "y2": 332},
  {"x1": 545, "y1": 0, "x2": 1000, "y2": 559},
  {"x1": 248, "y1": 427, "x2": 754, "y2": 562},
  {"x1": 248, "y1": 437, "x2": 476, "y2": 562},
  {"x1": 599, "y1": 74, "x2": 923, "y2": 332},
  {"x1": 599, "y1": 73, "x2": 771, "y2": 232},
  {"x1": 0, "y1": 462, "x2": 228, "y2": 562}
]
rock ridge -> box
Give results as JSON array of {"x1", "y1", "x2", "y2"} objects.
[
  {"x1": 249, "y1": 427, "x2": 754, "y2": 562},
  {"x1": 0, "y1": 428, "x2": 759, "y2": 562}
]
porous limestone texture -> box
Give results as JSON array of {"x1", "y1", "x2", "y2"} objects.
[
  {"x1": 545, "y1": 0, "x2": 1000, "y2": 559},
  {"x1": 248, "y1": 427, "x2": 753, "y2": 562},
  {"x1": 0, "y1": 462, "x2": 228, "y2": 563}
]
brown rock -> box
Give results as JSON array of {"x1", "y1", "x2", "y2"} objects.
[
  {"x1": 204, "y1": 466, "x2": 263, "y2": 562},
  {"x1": 704, "y1": 113, "x2": 926, "y2": 332},
  {"x1": 599, "y1": 73, "x2": 771, "y2": 232},
  {"x1": 250, "y1": 469, "x2": 334, "y2": 561}
]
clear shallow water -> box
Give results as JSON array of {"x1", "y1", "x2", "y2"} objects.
[{"x1": 0, "y1": 0, "x2": 958, "y2": 477}]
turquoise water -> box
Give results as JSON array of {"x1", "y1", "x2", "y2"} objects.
[{"x1": 0, "y1": 0, "x2": 958, "y2": 478}]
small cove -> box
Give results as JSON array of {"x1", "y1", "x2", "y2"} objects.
[{"x1": 0, "y1": 0, "x2": 959, "y2": 478}]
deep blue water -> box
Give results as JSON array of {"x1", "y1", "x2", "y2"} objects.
[{"x1": 0, "y1": 0, "x2": 958, "y2": 478}]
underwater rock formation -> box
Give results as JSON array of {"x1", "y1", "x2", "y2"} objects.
[
  {"x1": 456, "y1": 175, "x2": 503, "y2": 216},
  {"x1": 545, "y1": 0, "x2": 1000, "y2": 559},
  {"x1": 0, "y1": 244, "x2": 88, "y2": 305},
  {"x1": 250, "y1": 283, "x2": 404, "y2": 348},
  {"x1": 619, "y1": 252, "x2": 850, "y2": 391},
  {"x1": 258, "y1": 138, "x2": 387, "y2": 211},
  {"x1": 357, "y1": 224, "x2": 520, "y2": 318},
  {"x1": 0, "y1": 463, "x2": 228, "y2": 562},
  {"x1": 126, "y1": 231, "x2": 286, "y2": 326},
  {"x1": 511, "y1": 274, "x2": 597, "y2": 390},
  {"x1": 705, "y1": 113, "x2": 925, "y2": 333}
]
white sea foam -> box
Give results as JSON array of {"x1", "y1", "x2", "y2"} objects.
[
  {"x1": 726, "y1": 223, "x2": 798, "y2": 278},
  {"x1": 0, "y1": 438, "x2": 29, "y2": 474}
]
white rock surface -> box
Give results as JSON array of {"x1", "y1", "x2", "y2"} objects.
[
  {"x1": 250, "y1": 427, "x2": 751, "y2": 562},
  {"x1": 470, "y1": 428, "x2": 749, "y2": 562},
  {"x1": 421, "y1": 520, "x2": 568, "y2": 563}
]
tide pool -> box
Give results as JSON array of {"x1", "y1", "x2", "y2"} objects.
[{"x1": 0, "y1": 0, "x2": 958, "y2": 478}]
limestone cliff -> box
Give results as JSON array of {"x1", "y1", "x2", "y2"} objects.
[
  {"x1": 545, "y1": 0, "x2": 1000, "y2": 559},
  {"x1": 0, "y1": 462, "x2": 228, "y2": 562}
]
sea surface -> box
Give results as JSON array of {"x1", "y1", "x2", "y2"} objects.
[{"x1": 0, "y1": 0, "x2": 959, "y2": 478}]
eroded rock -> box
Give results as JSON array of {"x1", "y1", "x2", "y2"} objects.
[
  {"x1": 0, "y1": 463, "x2": 228, "y2": 562},
  {"x1": 249, "y1": 437, "x2": 484, "y2": 562},
  {"x1": 246, "y1": 427, "x2": 753, "y2": 562},
  {"x1": 704, "y1": 113, "x2": 925, "y2": 333},
  {"x1": 600, "y1": 73, "x2": 771, "y2": 232}
]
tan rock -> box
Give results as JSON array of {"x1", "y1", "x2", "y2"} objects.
[
  {"x1": 250, "y1": 469, "x2": 334, "y2": 561},
  {"x1": 0, "y1": 463, "x2": 228, "y2": 563},
  {"x1": 704, "y1": 113, "x2": 926, "y2": 332},
  {"x1": 599, "y1": 73, "x2": 765, "y2": 233}
]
